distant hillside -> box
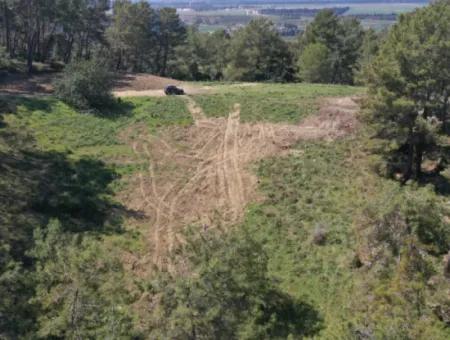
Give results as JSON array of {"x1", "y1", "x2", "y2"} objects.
[{"x1": 149, "y1": 0, "x2": 429, "y2": 4}]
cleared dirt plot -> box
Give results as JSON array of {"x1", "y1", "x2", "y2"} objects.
[
  {"x1": 119, "y1": 95, "x2": 360, "y2": 271},
  {"x1": 0, "y1": 72, "x2": 54, "y2": 95},
  {"x1": 1, "y1": 77, "x2": 363, "y2": 275},
  {"x1": 0, "y1": 72, "x2": 211, "y2": 96},
  {"x1": 113, "y1": 73, "x2": 213, "y2": 97}
]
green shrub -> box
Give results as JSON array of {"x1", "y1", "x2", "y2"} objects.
[
  {"x1": 298, "y1": 43, "x2": 332, "y2": 83},
  {"x1": 0, "y1": 47, "x2": 12, "y2": 71},
  {"x1": 54, "y1": 59, "x2": 114, "y2": 110},
  {"x1": 366, "y1": 185, "x2": 450, "y2": 256}
]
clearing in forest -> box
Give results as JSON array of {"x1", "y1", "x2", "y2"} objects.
[{"x1": 119, "y1": 94, "x2": 360, "y2": 271}]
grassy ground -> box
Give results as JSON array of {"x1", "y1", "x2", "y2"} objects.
[
  {"x1": 241, "y1": 134, "x2": 449, "y2": 338},
  {"x1": 3, "y1": 95, "x2": 191, "y2": 157},
  {"x1": 1, "y1": 95, "x2": 193, "y2": 201},
  {"x1": 2, "y1": 82, "x2": 447, "y2": 337},
  {"x1": 193, "y1": 83, "x2": 364, "y2": 123},
  {"x1": 242, "y1": 136, "x2": 371, "y2": 338}
]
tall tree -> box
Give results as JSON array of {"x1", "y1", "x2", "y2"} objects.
[
  {"x1": 107, "y1": 0, "x2": 156, "y2": 71},
  {"x1": 299, "y1": 9, "x2": 364, "y2": 84},
  {"x1": 15, "y1": 0, "x2": 41, "y2": 73},
  {"x1": 171, "y1": 27, "x2": 230, "y2": 80},
  {"x1": 366, "y1": 0, "x2": 450, "y2": 181},
  {"x1": 226, "y1": 18, "x2": 294, "y2": 81},
  {"x1": 334, "y1": 17, "x2": 364, "y2": 84},
  {"x1": 155, "y1": 8, "x2": 186, "y2": 76},
  {"x1": 303, "y1": 9, "x2": 340, "y2": 51},
  {"x1": 354, "y1": 28, "x2": 383, "y2": 84},
  {"x1": 298, "y1": 42, "x2": 332, "y2": 83}
]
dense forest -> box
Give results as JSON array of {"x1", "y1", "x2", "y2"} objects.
[
  {"x1": 0, "y1": 0, "x2": 379, "y2": 83},
  {"x1": 1, "y1": 0, "x2": 450, "y2": 339}
]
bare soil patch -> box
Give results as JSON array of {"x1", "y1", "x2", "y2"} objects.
[
  {"x1": 113, "y1": 73, "x2": 212, "y2": 97},
  {"x1": 114, "y1": 73, "x2": 182, "y2": 91},
  {"x1": 0, "y1": 73, "x2": 54, "y2": 95},
  {"x1": 0, "y1": 72, "x2": 210, "y2": 96},
  {"x1": 119, "y1": 96, "x2": 360, "y2": 272}
]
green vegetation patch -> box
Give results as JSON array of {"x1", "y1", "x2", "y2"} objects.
[
  {"x1": 4, "y1": 95, "x2": 192, "y2": 157},
  {"x1": 193, "y1": 83, "x2": 364, "y2": 123},
  {"x1": 241, "y1": 135, "x2": 450, "y2": 338},
  {"x1": 243, "y1": 138, "x2": 369, "y2": 337},
  {"x1": 0, "y1": 94, "x2": 193, "y2": 335}
]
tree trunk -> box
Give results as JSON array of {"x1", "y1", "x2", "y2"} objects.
[
  {"x1": 27, "y1": 32, "x2": 37, "y2": 74},
  {"x1": 161, "y1": 42, "x2": 169, "y2": 77},
  {"x1": 42, "y1": 24, "x2": 57, "y2": 62},
  {"x1": 2, "y1": 1, "x2": 10, "y2": 54},
  {"x1": 403, "y1": 126, "x2": 414, "y2": 184},
  {"x1": 414, "y1": 144, "x2": 423, "y2": 179},
  {"x1": 64, "y1": 35, "x2": 74, "y2": 64},
  {"x1": 442, "y1": 93, "x2": 449, "y2": 134},
  {"x1": 115, "y1": 50, "x2": 122, "y2": 71}
]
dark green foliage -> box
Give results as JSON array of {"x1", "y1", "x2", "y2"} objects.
[
  {"x1": 147, "y1": 227, "x2": 322, "y2": 339},
  {"x1": 226, "y1": 18, "x2": 294, "y2": 82},
  {"x1": 0, "y1": 93, "x2": 196, "y2": 337},
  {"x1": 107, "y1": 1, "x2": 187, "y2": 76},
  {"x1": 0, "y1": 101, "x2": 133, "y2": 337},
  {"x1": 0, "y1": 0, "x2": 109, "y2": 72},
  {"x1": 0, "y1": 148, "x2": 121, "y2": 336},
  {"x1": 364, "y1": 185, "x2": 450, "y2": 255},
  {"x1": 156, "y1": 8, "x2": 187, "y2": 76},
  {"x1": 244, "y1": 136, "x2": 450, "y2": 338},
  {"x1": 30, "y1": 219, "x2": 134, "y2": 338},
  {"x1": 170, "y1": 27, "x2": 231, "y2": 81},
  {"x1": 365, "y1": 0, "x2": 450, "y2": 182},
  {"x1": 298, "y1": 10, "x2": 364, "y2": 84},
  {"x1": 354, "y1": 28, "x2": 383, "y2": 85},
  {"x1": 298, "y1": 43, "x2": 332, "y2": 83},
  {"x1": 107, "y1": 0, "x2": 158, "y2": 72},
  {"x1": 54, "y1": 59, "x2": 114, "y2": 111},
  {"x1": 358, "y1": 185, "x2": 450, "y2": 338}
]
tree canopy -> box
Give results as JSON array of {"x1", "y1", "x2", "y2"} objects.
[{"x1": 366, "y1": 0, "x2": 450, "y2": 181}]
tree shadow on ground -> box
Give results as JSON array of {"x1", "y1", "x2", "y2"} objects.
[
  {"x1": 419, "y1": 145, "x2": 450, "y2": 196},
  {"x1": 0, "y1": 94, "x2": 136, "y2": 121},
  {"x1": 0, "y1": 94, "x2": 52, "y2": 113},
  {"x1": 258, "y1": 289, "x2": 323, "y2": 338},
  {"x1": 1, "y1": 147, "x2": 141, "y2": 234},
  {"x1": 0, "y1": 124, "x2": 143, "y2": 263},
  {"x1": 419, "y1": 173, "x2": 450, "y2": 196},
  {"x1": 0, "y1": 119, "x2": 143, "y2": 336},
  {"x1": 93, "y1": 97, "x2": 135, "y2": 119},
  {"x1": 382, "y1": 146, "x2": 450, "y2": 197}
]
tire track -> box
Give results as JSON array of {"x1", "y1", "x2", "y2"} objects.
[
  {"x1": 222, "y1": 103, "x2": 245, "y2": 220},
  {"x1": 184, "y1": 95, "x2": 207, "y2": 123},
  {"x1": 121, "y1": 96, "x2": 360, "y2": 273}
]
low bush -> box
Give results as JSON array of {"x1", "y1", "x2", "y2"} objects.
[
  {"x1": 54, "y1": 59, "x2": 114, "y2": 111},
  {"x1": 0, "y1": 47, "x2": 13, "y2": 71}
]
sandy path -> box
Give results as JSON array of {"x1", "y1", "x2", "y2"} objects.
[
  {"x1": 184, "y1": 96, "x2": 207, "y2": 123},
  {"x1": 120, "y1": 96, "x2": 360, "y2": 273}
]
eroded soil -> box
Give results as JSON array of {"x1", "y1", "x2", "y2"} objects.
[{"x1": 119, "y1": 96, "x2": 360, "y2": 272}]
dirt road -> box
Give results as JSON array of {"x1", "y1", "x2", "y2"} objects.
[{"x1": 0, "y1": 72, "x2": 211, "y2": 96}]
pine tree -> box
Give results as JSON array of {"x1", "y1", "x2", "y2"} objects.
[{"x1": 366, "y1": 0, "x2": 450, "y2": 182}]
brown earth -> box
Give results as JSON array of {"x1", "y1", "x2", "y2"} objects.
[
  {"x1": 0, "y1": 71, "x2": 359, "y2": 272},
  {"x1": 0, "y1": 72, "x2": 54, "y2": 95},
  {"x1": 119, "y1": 95, "x2": 360, "y2": 273},
  {"x1": 0, "y1": 72, "x2": 210, "y2": 96}
]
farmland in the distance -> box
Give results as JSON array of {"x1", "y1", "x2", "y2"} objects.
[{"x1": 164, "y1": 1, "x2": 429, "y2": 33}]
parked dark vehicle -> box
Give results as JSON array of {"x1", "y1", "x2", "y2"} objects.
[{"x1": 164, "y1": 85, "x2": 184, "y2": 95}]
